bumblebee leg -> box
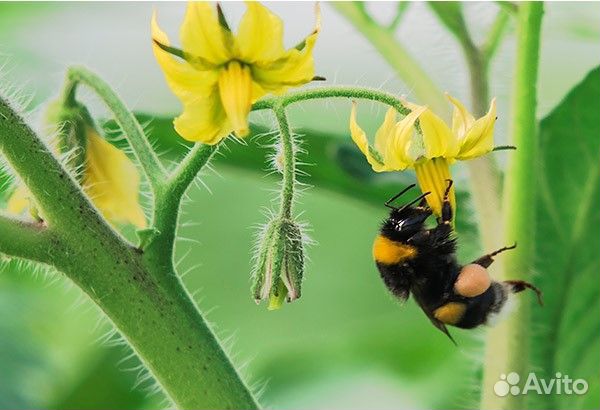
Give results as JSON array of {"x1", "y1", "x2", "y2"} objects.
[
  {"x1": 417, "y1": 196, "x2": 429, "y2": 209},
  {"x1": 472, "y1": 243, "x2": 517, "y2": 268},
  {"x1": 505, "y1": 280, "x2": 544, "y2": 306},
  {"x1": 440, "y1": 179, "x2": 454, "y2": 225}
]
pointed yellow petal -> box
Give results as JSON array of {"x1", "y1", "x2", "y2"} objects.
[
  {"x1": 419, "y1": 109, "x2": 455, "y2": 159},
  {"x1": 83, "y1": 129, "x2": 146, "y2": 228},
  {"x1": 174, "y1": 92, "x2": 231, "y2": 144},
  {"x1": 152, "y1": 11, "x2": 218, "y2": 98},
  {"x1": 236, "y1": 1, "x2": 286, "y2": 62},
  {"x1": 349, "y1": 102, "x2": 390, "y2": 172},
  {"x1": 387, "y1": 106, "x2": 427, "y2": 169},
  {"x1": 456, "y1": 98, "x2": 497, "y2": 159},
  {"x1": 218, "y1": 61, "x2": 256, "y2": 138},
  {"x1": 414, "y1": 158, "x2": 455, "y2": 220},
  {"x1": 181, "y1": 2, "x2": 232, "y2": 65},
  {"x1": 447, "y1": 93, "x2": 475, "y2": 139},
  {"x1": 401, "y1": 99, "x2": 456, "y2": 159},
  {"x1": 250, "y1": 4, "x2": 320, "y2": 93},
  {"x1": 374, "y1": 107, "x2": 397, "y2": 155}
]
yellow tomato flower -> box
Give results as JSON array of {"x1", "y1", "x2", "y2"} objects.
[
  {"x1": 8, "y1": 127, "x2": 146, "y2": 228},
  {"x1": 350, "y1": 94, "x2": 497, "y2": 217},
  {"x1": 82, "y1": 127, "x2": 146, "y2": 228},
  {"x1": 152, "y1": 1, "x2": 320, "y2": 144}
]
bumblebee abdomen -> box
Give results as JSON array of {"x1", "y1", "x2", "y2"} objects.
[{"x1": 372, "y1": 234, "x2": 417, "y2": 265}]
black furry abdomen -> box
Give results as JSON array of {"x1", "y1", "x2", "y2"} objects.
[{"x1": 376, "y1": 262, "x2": 413, "y2": 301}]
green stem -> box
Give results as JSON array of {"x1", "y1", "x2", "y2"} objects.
[
  {"x1": 148, "y1": 143, "x2": 218, "y2": 259},
  {"x1": 387, "y1": 1, "x2": 410, "y2": 32},
  {"x1": 168, "y1": 143, "x2": 218, "y2": 199},
  {"x1": 482, "y1": 11, "x2": 510, "y2": 63},
  {"x1": 253, "y1": 86, "x2": 410, "y2": 115},
  {"x1": 273, "y1": 104, "x2": 295, "y2": 219},
  {"x1": 0, "y1": 96, "x2": 118, "y2": 242},
  {"x1": 1, "y1": 91, "x2": 257, "y2": 409},
  {"x1": 0, "y1": 214, "x2": 54, "y2": 264},
  {"x1": 480, "y1": 3, "x2": 544, "y2": 409},
  {"x1": 459, "y1": 20, "x2": 505, "y2": 257},
  {"x1": 428, "y1": 1, "x2": 507, "y2": 253},
  {"x1": 64, "y1": 66, "x2": 166, "y2": 191}
]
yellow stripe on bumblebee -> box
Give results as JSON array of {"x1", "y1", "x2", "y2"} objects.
[{"x1": 372, "y1": 235, "x2": 417, "y2": 265}]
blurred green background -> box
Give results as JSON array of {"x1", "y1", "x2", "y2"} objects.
[{"x1": 1, "y1": 2, "x2": 599, "y2": 409}]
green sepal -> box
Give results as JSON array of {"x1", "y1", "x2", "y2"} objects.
[{"x1": 136, "y1": 227, "x2": 161, "y2": 250}]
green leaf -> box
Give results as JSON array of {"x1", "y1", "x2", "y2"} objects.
[{"x1": 530, "y1": 66, "x2": 600, "y2": 409}]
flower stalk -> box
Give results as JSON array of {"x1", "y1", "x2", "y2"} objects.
[
  {"x1": 63, "y1": 66, "x2": 167, "y2": 191},
  {"x1": 274, "y1": 104, "x2": 295, "y2": 220},
  {"x1": 252, "y1": 103, "x2": 305, "y2": 310},
  {"x1": 480, "y1": 3, "x2": 544, "y2": 409}
]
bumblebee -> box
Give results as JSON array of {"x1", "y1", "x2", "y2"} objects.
[{"x1": 373, "y1": 181, "x2": 542, "y2": 343}]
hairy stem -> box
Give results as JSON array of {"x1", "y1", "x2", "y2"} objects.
[
  {"x1": 254, "y1": 86, "x2": 410, "y2": 115},
  {"x1": 273, "y1": 104, "x2": 296, "y2": 219},
  {"x1": 1, "y1": 87, "x2": 257, "y2": 409},
  {"x1": 148, "y1": 143, "x2": 218, "y2": 261},
  {"x1": 0, "y1": 214, "x2": 54, "y2": 264},
  {"x1": 480, "y1": 3, "x2": 544, "y2": 409},
  {"x1": 64, "y1": 66, "x2": 166, "y2": 191}
]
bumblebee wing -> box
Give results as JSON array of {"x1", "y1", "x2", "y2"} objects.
[
  {"x1": 430, "y1": 319, "x2": 457, "y2": 345},
  {"x1": 416, "y1": 298, "x2": 458, "y2": 345}
]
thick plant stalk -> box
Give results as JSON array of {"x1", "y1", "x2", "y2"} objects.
[
  {"x1": 0, "y1": 90, "x2": 258, "y2": 409},
  {"x1": 480, "y1": 3, "x2": 544, "y2": 409}
]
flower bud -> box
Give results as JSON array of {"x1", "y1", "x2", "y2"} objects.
[
  {"x1": 252, "y1": 217, "x2": 305, "y2": 310},
  {"x1": 7, "y1": 98, "x2": 146, "y2": 228}
]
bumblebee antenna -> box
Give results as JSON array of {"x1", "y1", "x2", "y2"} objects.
[
  {"x1": 398, "y1": 192, "x2": 431, "y2": 212},
  {"x1": 385, "y1": 184, "x2": 416, "y2": 209}
]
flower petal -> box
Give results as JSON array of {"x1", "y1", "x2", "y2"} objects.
[
  {"x1": 374, "y1": 107, "x2": 397, "y2": 155},
  {"x1": 180, "y1": 2, "x2": 232, "y2": 65},
  {"x1": 218, "y1": 61, "x2": 257, "y2": 137},
  {"x1": 249, "y1": 4, "x2": 320, "y2": 94},
  {"x1": 350, "y1": 102, "x2": 391, "y2": 172},
  {"x1": 152, "y1": 11, "x2": 218, "y2": 98},
  {"x1": 83, "y1": 128, "x2": 146, "y2": 228},
  {"x1": 414, "y1": 157, "x2": 454, "y2": 219},
  {"x1": 456, "y1": 98, "x2": 497, "y2": 159},
  {"x1": 173, "y1": 92, "x2": 231, "y2": 144},
  {"x1": 387, "y1": 106, "x2": 427, "y2": 169},
  {"x1": 402, "y1": 99, "x2": 456, "y2": 159},
  {"x1": 236, "y1": 1, "x2": 286, "y2": 63},
  {"x1": 447, "y1": 93, "x2": 475, "y2": 139}
]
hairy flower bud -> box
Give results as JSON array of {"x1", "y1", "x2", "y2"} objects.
[{"x1": 252, "y1": 217, "x2": 305, "y2": 310}]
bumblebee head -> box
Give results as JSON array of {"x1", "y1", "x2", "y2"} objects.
[
  {"x1": 382, "y1": 186, "x2": 432, "y2": 240},
  {"x1": 384, "y1": 205, "x2": 431, "y2": 239}
]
